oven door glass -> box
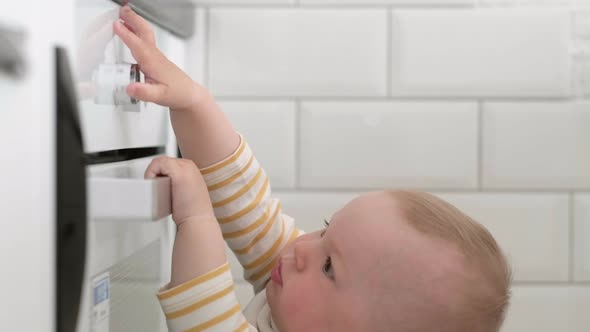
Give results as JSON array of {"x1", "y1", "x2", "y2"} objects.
[{"x1": 77, "y1": 156, "x2": 172, "y2": 332}]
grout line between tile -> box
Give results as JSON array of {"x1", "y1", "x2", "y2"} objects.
[
  {"x1": 387, "y1": 6, "x2": 392, "y2": 97},
  {"x1": 511, "y1": 280, "x2": 590, "y2": 286},
  {"x1": 205, "y1": 4, "x2": 474, "y2": 9},
  {"x1": 214, "y1": 95, "x2": 574, "y2": 102},
  {"x1": 570, "y1": 191, "x2": 575, "y2": 283},
  {"x1": 204, "y1": 7, "x2": 210, "y2": 88},
  {"x1": 477, "y1": 100, "x2": 483, "y2": 191},
  {"x1": 274, "y1": 188, "x2": 590, "y2": 194},
  {"x1": 295, "y1": 99, "x2": 302, "y2": 190}
]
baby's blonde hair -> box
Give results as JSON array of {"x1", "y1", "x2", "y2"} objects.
[{"x1": 373, "y1": 190, "x2": 512, "y2": 332}]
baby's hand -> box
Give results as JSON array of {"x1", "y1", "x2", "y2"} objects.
[
  {"x1": 113, "y1": 6, "x2": 201, "y2": 111},
  {"x1": 144, "y1": 157, "x2": 214, "y2": 226}
]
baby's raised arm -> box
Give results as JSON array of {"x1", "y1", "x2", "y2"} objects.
[
  {"x1": 115, "y1": 5, "x2": 303, "y2": 292},
  {"x1": 114, "y1": 5, "x2": 240, "y2": 167}
]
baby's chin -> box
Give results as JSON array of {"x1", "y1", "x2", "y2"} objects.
[
  {"x1": 265, "y1": 280, "x2": 278, "y2": 306},
  {"x1": 264, "y1": 283, "x2": 284, "y2": 330}
]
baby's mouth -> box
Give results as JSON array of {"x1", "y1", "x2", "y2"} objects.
[{"x1": 270, "y1": 257, "x2": 283, "y2": 286}]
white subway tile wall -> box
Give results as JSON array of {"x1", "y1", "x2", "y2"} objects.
[
  {"x1": 483, "y1": 101, "x2": 590, "y2": 189},
  {"x1": 208, "y1": 8, "x2": 388, "y2": 96},
  {"x1": 300, "y1": 101, "x2": 479, "y2": 188},
  {"x1": 440, "y1": 193, "x2": 571, "y2": 281},
  {"x1": 502, "y1": 286, "x2": 590, "y2": 331},
  {"x1": 391, "y1": 9, "x2": 572, "y2": 97},
  {"x1": 188, "y1": 1, "x2": 590, "y2": 330},
  {"x1": 221, "y1": 100, "x2": 297, "y2": 188}
]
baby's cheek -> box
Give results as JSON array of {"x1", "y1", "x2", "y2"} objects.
[
  {"x1": 281, "y1": 287, "x2": 307, "y2": 314},
  {"x1": 270, "y1": 290, "x2": 305, "y2": 331},
  {"x1": 281, "y1": 286, "x2": 326, "y2": 323}
]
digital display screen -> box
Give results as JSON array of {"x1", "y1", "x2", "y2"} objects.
[{"x1": 93, "y1": 277, "x2": 110, "y2": 305}]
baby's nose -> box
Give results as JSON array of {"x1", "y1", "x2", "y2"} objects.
[
  {"x1": 280, "y1": 251, "x2": 304, "y2": 273},
  {"x1": 292, "y1": 240, "x2": 311, "y2": 272}
]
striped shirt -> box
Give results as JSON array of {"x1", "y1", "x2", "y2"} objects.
[{"x1": 158, "y1": 135, "x2": 301, "y2": 331}]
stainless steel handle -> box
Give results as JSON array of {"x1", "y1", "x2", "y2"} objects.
[{"x1": 0, "y1": 26, "x2": 25, "y2": 78}]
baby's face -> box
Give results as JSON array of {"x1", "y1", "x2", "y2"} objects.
[{"x1": 265, "y1": 191, "x2": 466, "y2": 331}]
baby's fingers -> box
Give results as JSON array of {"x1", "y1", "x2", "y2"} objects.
[
  {"x1": 119, "y1": 6, "x2": 156, "y2": 45},
  {"x1": 144, "y1": 156, "x2": 178, "y2": 180},
  {"x1": 113, "y1": 20, "x2": 143, "y2": 55},
  {"x1": 126, "y1": 82, "x2": 167, "y2": 105}
]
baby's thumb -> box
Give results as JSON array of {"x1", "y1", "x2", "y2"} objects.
[{"x1": 127, "y1": 82, "x2": 166, "y2": 105}]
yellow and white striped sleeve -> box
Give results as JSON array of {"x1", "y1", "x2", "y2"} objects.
[
  {"x1": 157, "y1": 263, "x2": 254, "y2": 331},
  {"x1": 201, "y1": 134, "x2": 303, "y2": 292}
]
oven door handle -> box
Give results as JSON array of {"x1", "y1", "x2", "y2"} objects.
[{"x1": 89, "y1": 175, "x2": 171, "y2": 221}]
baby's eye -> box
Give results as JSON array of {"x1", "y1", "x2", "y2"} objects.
[
  {"x1": 323, "y1": 256, "x2": 335, "y2": 280},
  {"x1": 320, "y1": 218, "x2": 330, "y2": 237}
]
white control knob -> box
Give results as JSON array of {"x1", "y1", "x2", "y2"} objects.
[{"x1": 92, "y1": 63, "x2": 142, "y2": 106}]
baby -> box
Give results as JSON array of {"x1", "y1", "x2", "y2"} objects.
[{"x1": 114, "y1": 6, "x2": 511, "y2": 332}]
